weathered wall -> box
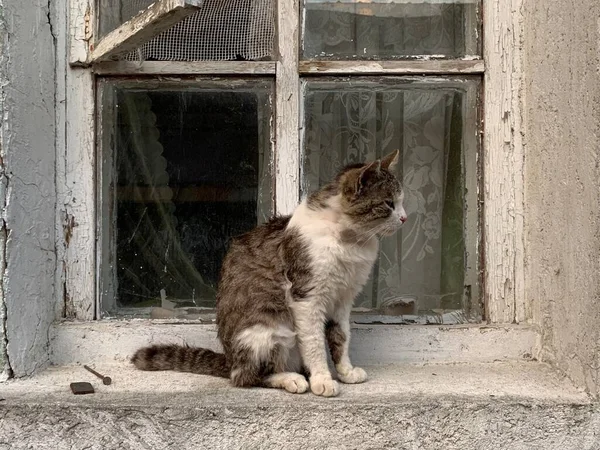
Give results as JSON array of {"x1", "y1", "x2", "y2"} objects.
[
  {"x1": 524, "y1": 2, "x2": 600, "y2": 395},
  {"x1": 0, "y1": 0, "x2": 57, "y2": 376},
  {"x1": 0, "y1": 0, "x2": 8, "y2": 380}
]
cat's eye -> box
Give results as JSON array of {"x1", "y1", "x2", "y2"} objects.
[{"x1": 384, "y1": 200, "x2": 395, "y2": 210}]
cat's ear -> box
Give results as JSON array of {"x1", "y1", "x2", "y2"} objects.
[
  {"x1": 381, "y1": 149, "x2": 400, "y2": 172},
  {"x1": 354, "y1": 160, "x2": 381, "y2": 195}
]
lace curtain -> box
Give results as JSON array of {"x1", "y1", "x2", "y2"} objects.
[
  {"x1": 303, "y1": 86, "x2": 465, "y2": 313},
  {"x1": 303, "y1": 0, "x2": 479, "y2": 59}
]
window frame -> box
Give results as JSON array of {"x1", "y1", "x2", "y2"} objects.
[{"x1": 61, "y1": 0, "x2": 526, "y2": 324}]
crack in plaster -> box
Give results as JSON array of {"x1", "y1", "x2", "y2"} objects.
[
  {"x1": 46, "y1": 0, "x2": 56, "y2": 41},
  {"x1": 0, "y1": 220, "x2": 12, "y2": 379},
  {"x1": 0, "y1": 9, "x2": 11, "y2": 377}
]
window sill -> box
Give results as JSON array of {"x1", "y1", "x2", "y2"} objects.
[
  {"x1": 2, "y1": 361, "x2": 594, "y2": 448},
  {"x1": 48, "y1": 320, "x2": 538, "y2": 367}
]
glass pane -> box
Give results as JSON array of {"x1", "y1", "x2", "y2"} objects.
[
  {"x1": 302, "y1": 0, "x2": 480, "y2": 60},
  {"x1": 98, "y1": 0, "x2": 155, "y2": 38},
  {"x1": 97, "y1": 0, "x2": 276, "y2": 62},
  {"x1": 98, "y1": 80, "x2": 273, "y2": 313},
  {"x1": 302, "y1": 78, "x2": 480, "y2": 320}
]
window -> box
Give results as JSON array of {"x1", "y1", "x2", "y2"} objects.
[
  {"x1": 302, "y1": 77, "x2": 480, "y2": 322},
  {"x1": 302, "y1": 0, "x2": 479, "y2": 59},
  {"x1": 88, "y1": 0, "x2": 482, "y2": 323},
  {"x1": 97, "y1": 79, "x2": 274, "y2": 314}
]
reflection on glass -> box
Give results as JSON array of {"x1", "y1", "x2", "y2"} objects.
[
  {"x1": 302, "y1": 79, "x2": 479, "y2": 316},
  {"x1": 303, "y1": 0, "x2": 480, "y2": 60},
  {"x1": 100, "y1": 82, "x2": 273, "y2": 310}
]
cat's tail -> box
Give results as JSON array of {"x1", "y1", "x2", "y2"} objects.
[{"x1": 131, "y1": 344, "x2": 230, "y2": 378}]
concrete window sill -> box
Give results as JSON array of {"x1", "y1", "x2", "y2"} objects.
[{"x1": 1, "y1": 361, "x2": 597, "y2": 449}]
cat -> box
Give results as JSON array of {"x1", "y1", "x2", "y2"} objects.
[{"x1": 131, "y1": 149, "x2": 407, "y2": 397}]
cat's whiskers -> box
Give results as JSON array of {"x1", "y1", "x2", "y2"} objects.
[{"x1": 355, "y1": 222, "x2": 387, "y2": 249}]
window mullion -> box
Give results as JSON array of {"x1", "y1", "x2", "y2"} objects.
[
  {"x1": 275, "y1": 0, "x2": 300, "y2": 216},
  {"x1": 483, "y1": 0, "x2": 525, "y2": 323}
]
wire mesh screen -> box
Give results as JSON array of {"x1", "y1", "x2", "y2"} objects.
[{"x1": 119, "y1": 0, "x2": 275, "y2": 61}]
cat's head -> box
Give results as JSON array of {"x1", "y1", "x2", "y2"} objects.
[{"x1": 336, "y1": 150, "x2": 407, "y2": 237}]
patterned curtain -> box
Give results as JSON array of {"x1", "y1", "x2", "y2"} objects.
[
  {"x1": 303, "y1": 0, "x2": 478, "y2": 59},
  {"x1": 303, "y1": 87, "x2": 465, "y2": 313}
]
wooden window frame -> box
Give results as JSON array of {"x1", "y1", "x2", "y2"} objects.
[{"x1": 61, "y1": 0, "x2": 526, "y2": 324}]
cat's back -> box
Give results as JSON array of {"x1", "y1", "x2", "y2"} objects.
[
  {"x1": 227, "y1": 215, "x2": 290, "y2": 256},
  {"x1": 217, "y1": 215, "x2": 291, "y2": 298},
  {"x1": 222, "y1": 214, "x2": 289, "y2": 266},
  {"x1": 216, "y1": 216, "x2": 294, "y2": 345}
]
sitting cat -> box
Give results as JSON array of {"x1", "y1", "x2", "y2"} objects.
[{"x1": 131, "y1": 150, "x2": 407, "y2": 397}]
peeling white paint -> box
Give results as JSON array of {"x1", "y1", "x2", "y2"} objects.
[
  {"x1": 0, "y1": 0, "x2": 10, "y2": 379},
  {"x1": 275, "y1": 0, "x2": 300, "y2": 215},
  {"x1": 483, "y1": 0, "x2": 526, "y2": 324}
]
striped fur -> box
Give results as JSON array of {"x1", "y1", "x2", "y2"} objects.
[{"x1": 131, "y1": 345, "x2": 229, "y2": 378}]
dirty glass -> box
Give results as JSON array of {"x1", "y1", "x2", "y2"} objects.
[
  {"x1": 302, "y1": 78, "x2": 480, "y2": 322},
  {"x1": 98, "y1": 80, "x2": 273, "y2": 314},
  {"x1": 302, "y1": 0, "x2": 480, "y2": 60},
  {"x1": 97, "y1": 0, "x2": 156, "y2": 38}
]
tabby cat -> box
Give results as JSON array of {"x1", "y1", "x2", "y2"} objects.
[{"x1": 132, "y1": 150, "x2": 407, "y2": 397}]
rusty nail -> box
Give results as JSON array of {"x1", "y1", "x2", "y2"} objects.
[{"x1": 83, "y1": 365, "x2": 112, "y2": 385}]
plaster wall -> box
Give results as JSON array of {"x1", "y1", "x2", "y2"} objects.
[
  {"x1": 0, "y1": 0, "x2": 57, "y2": 376},
  {"x1": 523, "y1": 2, "x2": 600, "y2": 396}
]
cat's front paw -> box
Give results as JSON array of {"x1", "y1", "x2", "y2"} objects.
[
  {"x1": 310, "y1": 373, "x2": 340, "y2": 397},
  {"x1": 337, "y1": 366, "x2": 368, "y2": 384}
]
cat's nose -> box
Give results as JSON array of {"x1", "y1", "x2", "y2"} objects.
[{"x1": 400, "y1": 216, "x2": 407, "y2": 224}]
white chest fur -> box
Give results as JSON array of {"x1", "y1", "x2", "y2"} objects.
[{"x1": 288, "y1": 201, "x2": 380, "y2": 305}]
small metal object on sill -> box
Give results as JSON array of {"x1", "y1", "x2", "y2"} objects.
[
  {"x1": 83, "y1": 365, "x2": 112, "y2": 385},
  {"x1": 70, "y1": 382, "x2": 95, "y2": 395}
]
